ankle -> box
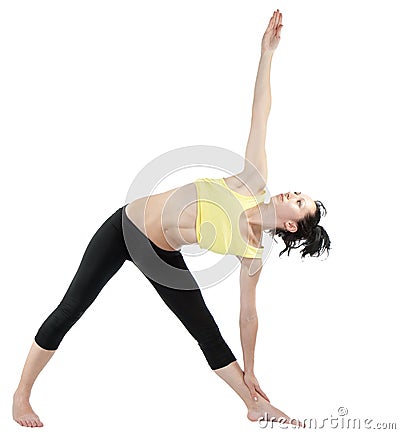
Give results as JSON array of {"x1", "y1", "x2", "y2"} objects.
[
  {"x1": 246, "y1": 393, "x2": 267, "y2": 411},
  {"x1": 14, "y1": 386, "x2": 32, "y2": 399},
  {"x1": 246, "y1": 399, "x2": 259, "y2": 412}
]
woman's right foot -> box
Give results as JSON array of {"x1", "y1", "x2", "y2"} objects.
[
  {"x1": 12, "y1": 391, "x2": 43, "y2": 428},
  {"x1": 247, "y1": 392, "x2": 303, "y2": 427}
]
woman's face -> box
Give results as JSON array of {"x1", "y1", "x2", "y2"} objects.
[{"x1": 271, "y1": 191, "x2": 317, "y2": 231}]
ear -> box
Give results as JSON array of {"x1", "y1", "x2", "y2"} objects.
[{"x1": 284, "y1": 220, "x2": 298, "y2": 233}]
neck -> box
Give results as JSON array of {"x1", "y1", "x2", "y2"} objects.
[{"x1": 248, "y1": 202, "x2": 277, "y2": 231}]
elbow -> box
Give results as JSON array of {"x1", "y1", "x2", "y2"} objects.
[
  {"x1": 240, "y1": 313, "x2": 258, "y2": 323},
  {"x1": 251, "y1": 105, "x2": 271, "y2": 123}
]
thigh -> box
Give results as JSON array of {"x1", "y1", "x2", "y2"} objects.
[
  {"x1": 60, "y1": 207, "x2": 132, "y2": 307},
  {"x1": 122, "y1": 204, "x2": 219, "y2": 336},
  {"x1": 35, "y1": 207, "x2": 132, "y2": 350},
  {"x1": 145, "y1": 253, "x2": 219, "y2": 337}
]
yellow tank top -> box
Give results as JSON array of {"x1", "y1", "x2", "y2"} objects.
[{"x1": 194, "y1": 176, "x2": 267, "y2": 258}]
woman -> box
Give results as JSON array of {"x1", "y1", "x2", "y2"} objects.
[{"x1": 12, "y1": 10, "x2": 330, "y2": 428}]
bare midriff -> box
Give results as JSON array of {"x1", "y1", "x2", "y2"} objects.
[
  {"x1": 124, "y1": 176, "x2": 264, "y2": 253},
  {"x1": 125, "y1": 182, "x2": 199, "y2": 252}
]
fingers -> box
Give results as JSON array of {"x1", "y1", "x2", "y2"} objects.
[
  {"x1": 273, "y1": 9, "x2": 280, "y2": 28},
  {"x1": 274, "y1": 10, "x2": 280, "y2": 27},
  {"x1": 267, "y1": 13, "x2": 275, "y2": 30},
  {"x1": 262, "y1": 392, "x2": 271, "y2": 403},
  {"x1": 268, "y1": 10, "x2": 278, "y2": 30},
  {"x1": 250, "y1": 386, "x2": 258, "y2": 401},
  {"x1": 268, "y1": 9, "x2": 282, "y2": 33},
  {"x1": 256, "y1": 386, "x2": 270, "y2": 402},
  {"x1": 275, "y1": 12, "x2": 282, "y2": 34}
]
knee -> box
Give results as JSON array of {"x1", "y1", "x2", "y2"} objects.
[
  {"x1": 196, "y1": 325, "x2": 236, "y2": 370},
  {"x1": 47, "y1": 300, "x2": 85, "y2": 332},
  {"x1": 35, "y1": 299, "x2": 86, "y2": 350}
]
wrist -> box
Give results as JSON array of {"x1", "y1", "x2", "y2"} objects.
[
  {"x1": 260, "y1": 49, "x2": 274, "y2": 58},
  {"x1": 244, "y1": 367, "x2": 254, "y2": 374}
]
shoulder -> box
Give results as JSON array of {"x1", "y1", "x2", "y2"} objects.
[
  {"x1": 236, "y1": 255, "x2": 263, "y2": 276},
  {"x1": 223, "y1": 169, "x2": 266, "y2": 197}
]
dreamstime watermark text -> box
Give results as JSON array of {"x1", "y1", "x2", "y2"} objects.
[{"x1": 258, "y1": 406, "x2": 398, "y2": 429}]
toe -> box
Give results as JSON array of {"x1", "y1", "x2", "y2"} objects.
[{"x1": 33, "y1": 416, "x2": 44, "y2": 427}]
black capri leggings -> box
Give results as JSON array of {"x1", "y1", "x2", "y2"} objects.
[{"x1": 35, "y1": 205, "x2": 236, "y2": 370}]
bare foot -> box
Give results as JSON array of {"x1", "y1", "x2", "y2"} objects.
[
  {"x1": 247, "y1": 392, "x2": 303, "y2": 427},
  {"x1": 13, "y1": 392, "x2": 44, "y2": 428}
]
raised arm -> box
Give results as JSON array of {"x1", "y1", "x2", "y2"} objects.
[{"x1": 243, "y1": 10, "x2": 283, "y2": 188}]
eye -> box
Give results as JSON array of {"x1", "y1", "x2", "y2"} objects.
[{"x1": 295, "y1": 192, "x2": 302, "y2": 207}]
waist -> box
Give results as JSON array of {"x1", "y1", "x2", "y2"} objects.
[{"x1": 122, "y1": 204, "x2": 182, "y2": 256}]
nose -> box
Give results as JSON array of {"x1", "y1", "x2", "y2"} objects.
[{"x1": 286, "y1": 191, "x2": 301, "y2": 200}]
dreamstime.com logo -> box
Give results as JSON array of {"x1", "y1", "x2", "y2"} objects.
[
  {"x1": 258, "y1": 406, "x2": 398, "y2": 429},
  {"x1": 122, "y1": 145, "x2": 275, "y2": 290}
]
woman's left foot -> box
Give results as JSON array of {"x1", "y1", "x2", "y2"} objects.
[
  {"x1": 247, "y1": 393, "x2": 303, "y2": 427},
  {"x1": 12, "y1": 391, "x2": 44, "y2": 428}
]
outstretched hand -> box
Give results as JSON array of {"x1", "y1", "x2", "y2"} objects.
[
  {"x1": 243, "y1": 371, "x2": 271, "y2": 403},
  {"x1": 261, "y1": 9, "x2": 283, "y2": 54}
]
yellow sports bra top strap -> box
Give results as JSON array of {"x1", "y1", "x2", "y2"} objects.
[{"x1": 194, "y1": 176, "x2": 267, "y2": 258}]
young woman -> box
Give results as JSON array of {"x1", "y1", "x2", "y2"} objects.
[{"x1": 12, "y1": 10, "x2": 330, "y2": 428}]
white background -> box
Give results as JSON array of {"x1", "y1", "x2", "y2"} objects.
[{"x1": 1, "y1": 0, "x2": 399, "y2": 432}]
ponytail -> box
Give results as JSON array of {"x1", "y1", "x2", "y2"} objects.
[{"x1": 271, "y1": 200, "x2": 331, "y2": 259}]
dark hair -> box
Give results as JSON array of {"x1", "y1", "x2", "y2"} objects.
[{"x1": 269, "y1": 200, "x2": 331, "y2": 259}]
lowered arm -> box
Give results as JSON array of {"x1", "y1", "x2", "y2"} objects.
[{"x1": 238, "y1": 258, "x2": 263, "y2": 374}]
